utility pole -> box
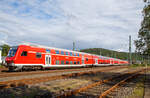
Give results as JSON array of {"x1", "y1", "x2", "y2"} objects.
[
  {"x1": 129, "y1": 35, "x2": 132, "y2": 64},
  {"x1": 99, "y1": 48, "x2": 101, "y2": 56},
  {"x1": 73, "y1": 41, "x2": 75, "y2": 51}
]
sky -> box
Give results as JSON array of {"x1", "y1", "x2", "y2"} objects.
[{"x1": 0, "y1": 0, "x2": 145, "y2": 52}]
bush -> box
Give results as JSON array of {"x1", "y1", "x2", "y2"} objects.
[
  {"x1": 130, "y1": 64, "x2": 147, "y2": 67},
  {"x1": 0, "y1": 65, "x2": 4, "y2": 68}
]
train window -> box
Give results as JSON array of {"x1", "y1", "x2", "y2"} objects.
[
  {"x1": 21, "y1": 51, "x2": 27, "y2": 56},
  {"x1": 66, "y1": 52, "x2": 69, "y2": 55},
  {"x1": 46, "y1": 56, "x2": 48, "y2": 64},
  {"x1": 70, "y1": 61, "x2": 73, "y2": 64},
  {"x1": 46, "y1": 49, "x2": 50, "y2": 53},
  {"x1": 86, "y1": 58, "x2": 88, "y2": 61},
  {"x1": 61, "y1": 51, "x2": 64, "y2": 55},
  {"x1": 61, "y1": 60, "x2": 64, "y2": 64},
  {"x1": 74, "y1": 53, "x2": 76, "y2": 56},
  {"x1": 66, "y1": 61, "x2": 69, "y2": 64},
  {"x1": 73, "y1": 53, "x2": 75, "y2": 56},
  {"x1": 70, "y1": 52, "x2": 73, "y2": 56},
  {"x1": 49, "y1": 57, "x2": 51, "y2": 64},
  {"x1": 55, "y1": 50, "x2": 59, "y2": 54},
  {"x1": 56, "y1": 60, "x2": 59, "y2": 65},
  {"x1": 74, "y1": 61, "x2": 77, "y2": 64},
  {"x1": 36, "y1": 52, "x2": 42, "y2": 58},
  {"x1": 77, "y1": 53, "x2": 79, "y2": 57},
  {"x1": 77, "y1": 61, "x2": 80, "y2": 64},
  {"x1": 82, "y1": 57, "x2": 84, "y2": 64}
]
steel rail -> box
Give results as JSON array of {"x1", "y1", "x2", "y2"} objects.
[
  {"x1": 0, "y1": 66, "x2": 126, "y2": 89},
  {"x1": 0, "y1": 67, "x2": 99, "y2": 77},
  {"x1": 0, "y1": 66, "x2": 127, "y2": 78},
  {"x1": 99, "y1": 68, "x2": 147, "y2": 98}
]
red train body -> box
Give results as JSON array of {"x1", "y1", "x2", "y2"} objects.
[{"x1": 5, "y1": 44, "x2": 128, "y2": 71}]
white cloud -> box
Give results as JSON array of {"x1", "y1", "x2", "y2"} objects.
[{"x1": 0, "y1": 0, "x2": 145, "y2": 52}]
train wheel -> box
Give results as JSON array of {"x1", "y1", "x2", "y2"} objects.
[
  {"x1": 19, "y1": 67, "x2": 23, "y2": 72},
  {"x1": 40, "y1": 66, "x2": 44, "y2": 70},
  {"x1": 8, "y1": 67, "x2": 14, "y2": 72}
]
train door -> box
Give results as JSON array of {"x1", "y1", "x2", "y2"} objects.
[
  {"x1": 95, "y1": 58, "x2": 98, "y2": 64},
  {"x1": 45, "y1": 55, "x2": 51, "y2": 66},
  {"x1": 82, "y1": 57, "x2": 85, "y2": 64},
  {"x1": 111, "y1": 60, "x2": 114, "y2": 65}
]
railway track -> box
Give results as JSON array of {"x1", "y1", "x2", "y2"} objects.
[
  {"x1": 0, "y1": 66, "x2": 127, "y2": 79},
  {"x1": 56, "y1": 68, "x2": 147, "y2": 98},
  {"x1": 0, "y1": 66, "x2": 127, "y2": 89},
  {"x1": 0, "y1": 67, "x2": 94, "y2": 78},
  {"x1": 99, "y1": 69, "x2": 146, "y2": 98}
]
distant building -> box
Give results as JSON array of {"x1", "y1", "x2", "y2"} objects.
[{"x1": 1, "y1": 56, "x2": 6, "y2": 65}]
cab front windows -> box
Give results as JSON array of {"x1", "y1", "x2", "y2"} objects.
[{"x1": 7, "y1": 47, "x2": 18, "y2": 57}]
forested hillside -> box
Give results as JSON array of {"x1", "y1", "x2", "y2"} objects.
[{"x1": 80, "y1": 48, "x2": 144, "y2": 63}]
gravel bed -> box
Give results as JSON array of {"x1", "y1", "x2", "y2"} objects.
[
  {"x1": 73, "y1": 68, "x2": 144, "y2": 98},
  {"x1": 0, "y1": 85, "x2": 54, "y2": 98},
  {"x1": 76, "y1": 74, "x2": 131, "y2": 97},
  {"x1": 0, "y1": 67, "x2": 128, "y2": 98},
  {"x1": 0, "y1": 67, "x2": 142, "y2": 98},
  {"x1": 40, "y1": 67, "x2": 130, "y2": 97},
  {"x1": 143, "y1": 70, "x2": 150, "y2": 98},
  {"x1": 113, "y1": 73, "x2": 145, "y2": 98}
]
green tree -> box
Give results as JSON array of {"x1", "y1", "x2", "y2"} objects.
[
  {"x1": 0, "y1": 44, "x2": 10, "y2": 56},
  {"x1": 135, "y1": 0, "x2": 150, "y2": 55}
]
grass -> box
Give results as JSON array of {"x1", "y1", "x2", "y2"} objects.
[
  {"x1": 127, "y1": 76, "x2": 145, "y2": 98},
  {"x1": 0, "y1": 65, "x2": 4, "y2": 68},
  {"x1": 129, "y1": 64, "x2": 150, "y2": 68},
  {"x1": 132, "y1": 83, "x2": 144, "y2": 97},
  {"x1": 0, "y1": 65, "x2": 3, "y2": 68}
]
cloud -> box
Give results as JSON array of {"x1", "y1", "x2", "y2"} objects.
[{"x1": 0, "y1": 0, "x2": 145, "y2": 52}]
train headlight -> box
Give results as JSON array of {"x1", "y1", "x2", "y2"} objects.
[
  {"x1": 11, "y1": 61, "x2": 15, "y2": 66},
  {"x1": 11, "y1": 62, "x2": 15, "y2": 66}
]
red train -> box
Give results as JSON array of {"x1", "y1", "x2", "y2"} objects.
[{"x1": 5, "y1": 43, "x2": 128, "y2": 71}]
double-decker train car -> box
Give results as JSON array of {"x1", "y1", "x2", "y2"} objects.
[{"x1": 5, "y1": 43, "x2": 128, "y2": 71}]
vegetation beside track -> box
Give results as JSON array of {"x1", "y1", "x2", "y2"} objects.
[
  {"x1": 129, "y1": 64, "x2": 150, "y2": 68},
  {"x1": 0, "y1": 65, "x2": 4, "y2": 68},
  {"x1": 127, "y1": 75, "x2": 145, "y2": 98}
]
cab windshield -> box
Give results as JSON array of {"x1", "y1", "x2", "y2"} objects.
[{"x1": 7, "y1": 47, "x2": 18, "y2": 57}]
